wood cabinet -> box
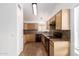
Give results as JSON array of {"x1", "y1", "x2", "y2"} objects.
[
  {"x1": 23, "y1": 23, "x2": 38, "y2": 43},
  {"x1": 41, "y1": 35, "x2": 45, "y2": 46},
  {"x1": 62, "y1": 9, "x2": 70, "y2": 30},
  {"x1": 47, "y1": 9, "x2": 70, "y2": 30},
  {"x1": 47, "y1": 16, "x2": 56, "y2": 30},
  {"x1": 54, "y1": 41, "x2": 69, "y2": 56},
  {"x1": 56, "y1": 10, "x2": 62, "y2": 30},
  {"x1": 24, "y1": 23, "x2": 38, "y2": 30},
  {"x1": 49, "y1": 40, "x2": 69, "y2": 56},
  {"x1": 41, "y1": 34, "x2": 50, "y2": 55},
  {"x1": 24, "y1": 34, "x2": 35, "y2": 43},
  {"x1": 41, "y1": 34, "x2": 69, "y2": 56},
  {"x1": 47, "y1": 19, "x2": 51, "y2": 30},
  {"x1": 56, "y1": 9, "x2": 70, "y2": 30},
  {"x1": 49, "y1": 40, "x2": 54, "y2": 56}
]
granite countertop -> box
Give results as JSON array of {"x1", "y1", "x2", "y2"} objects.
[
  {"x1": 42, "y1": 33, "x2": 62, "y2": 42},
  {"x1": 42, "y1": 31, "x2": 70, "y2": 41}
]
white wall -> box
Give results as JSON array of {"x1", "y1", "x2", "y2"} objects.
[
  {"x1": 0, "y1": 4, "x2": 17, "y2": 56},
  {"x1": 0, "y1": 3, "x2": 23, "y2": 56}
]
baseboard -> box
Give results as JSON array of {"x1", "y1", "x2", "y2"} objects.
[{"x1": 19, "y1": 50, "x2": 24, "y2": 56}]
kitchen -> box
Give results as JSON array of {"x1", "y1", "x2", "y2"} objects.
[
  {"x1": 0, "y1": 3, "x2": 79, "y2": 56},
  {"x1": 20, "y1": 3, "x2": 73, "y2": 56}
]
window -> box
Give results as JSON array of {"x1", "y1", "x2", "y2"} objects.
[{"x1": 38, "y1": 24, "x2": 46, "y2": 31}]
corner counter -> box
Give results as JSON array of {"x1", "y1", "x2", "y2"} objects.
[{"x1": 41, "y1": 32, "x2": 70, "y2": 56}]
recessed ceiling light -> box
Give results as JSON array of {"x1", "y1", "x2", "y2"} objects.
[{"x1": 32, "y1": 3, "x2": 37, "y2": 16}]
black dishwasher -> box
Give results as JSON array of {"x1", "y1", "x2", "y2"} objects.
[{"x1": 36, "y1": 34, "x2": 41, "y2": 42}]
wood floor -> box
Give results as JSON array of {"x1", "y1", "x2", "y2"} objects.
[{"x1": 20, "y1": 42, "x2": 47, "y2": 56}]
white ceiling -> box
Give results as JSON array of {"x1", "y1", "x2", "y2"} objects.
[
  {"x1": 23, "y1": 3, "x2": 79, "y2": 23},
  {"x1": 23, "y1": 3, "x2": 58, "y2": 23}
]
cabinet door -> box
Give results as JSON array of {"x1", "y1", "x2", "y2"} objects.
[
  {"x1": 54, "y1": 41, "x2": 69, "y2": 56},
  {"x1": 62, "y1": 9, "x2": 70, "y2": 30},
  {"x1": 24, "y1": 23, "x2": 38, "y2": 30},
  {"x1": 24, "y1": 34, "x2": 35, "y2": 43},
  {"x1": 41, "y1": 35, "x2": 45, "y2": 45},
  {"x1": 47, "y1": 20, "x2": 51, "y2": 30},
  {"x1": 50, "y1": 16, "x2": 56, "y2": 30},
  {"x1": 56, "y1": 11, "x2": 62, "y2": 30},
  {"x1": 50, "y1": 41, "x2": 54, "y2": 56}
]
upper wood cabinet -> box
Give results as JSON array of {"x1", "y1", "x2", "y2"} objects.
[
  {"x1": 56, "y1": 9, "x2": 70, "y2": 30},
  {"x1": 56, "y1": 10, "x2": 62, "y2": 30},
  {"x1": 47, "y1": 19, "x2": 51, "y2": 30},
  {"x1": 47, "y1": 9, "x2": 70, "y2": 30},
  {"x1": 62, "y1": 9, "x2": 70, "y2": 30},
  {"x1": 24, "y1": 23, "x2": 38, "y2": 30},
  {"x1": 47, "y1": 16, "x2": 56, "y2": 30}
]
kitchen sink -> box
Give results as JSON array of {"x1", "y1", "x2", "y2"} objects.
[
  {"x1": 46, "y1": 32, "x2": 62, "y2": 38},
  {"x1": 47, "y1": 35, "x2": 53, "y2": 38}
]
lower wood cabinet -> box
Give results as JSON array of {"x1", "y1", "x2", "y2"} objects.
[
  {"x1": 41, "y1": 34, "x2": 49, "y2": 55},
  {"x1": 41, "y1": 35, "x2": 45, "y2": 46},
  {"x1": 41, "y1": 34, "x2": 69, "y2": 56},
  {"x1": 54, "y1": 41, "x2": 69, "y2": 56},
  {"x1": 49, "y1": 39, "x2": 69, "y2": 56},
  {"x1": 49, "y1": 41, "x2": 54, "y2": 56},
  {"x1": 23, "y1": 33, "x2": 35, "y2": 43}
]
